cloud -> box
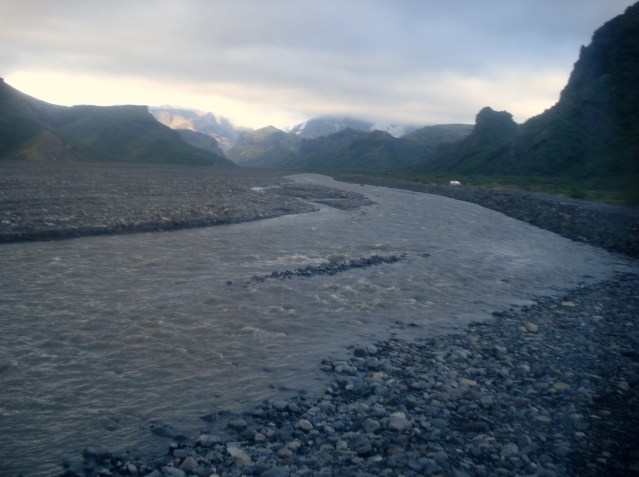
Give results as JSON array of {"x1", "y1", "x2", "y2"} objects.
[{"x1": 1, "y1": 0, "x2": 635, "y2": 128}]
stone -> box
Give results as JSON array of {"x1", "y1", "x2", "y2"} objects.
[
  {"x1": 260, "y1": 467, "x2": 290, "y2": 477},
  {"x1": 361, "y1": 417, "x2": 381, "y2": 434},
  {"x1": 388, "y1": 412, "x2": 411, "y2": 432},
  {"x1": 196, "y1": 434, "x2": 220, "y2": 447},
  {"x1": 227, "y1": 446, "x2": 253, "y2": 467},
  {"x1": 271, "y1": 399, "x2": 289, "y2": 411},
  {"x1": 500, "y1": 443, "x2": 519, "y2": 459},
  {"x1": 124, "y1": 463, "x2": 138, "y2": 475},
  {"x1": 161, "y1": 467, "x2": 185, "y2": 477},
  {"x1": 524, "y1": 322, "x2": 539, "y2": 333},
  {"x1": 228, "y1": 419, "x2": 248, "y2": 431},
  {"x1": 179, "y1": 456, "x2": 198, "y2": 474},
  {"x1": 296, "y1": 418, "x2": 314, "y2": 431}
]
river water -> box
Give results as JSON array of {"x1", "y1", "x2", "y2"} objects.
[{"x1": 0, "y1": 174, "x2": 635, "y2": 476}]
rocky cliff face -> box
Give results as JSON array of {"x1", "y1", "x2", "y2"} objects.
[{"x1": 415, "y1": 3, "x2": 639, "y2": 193}]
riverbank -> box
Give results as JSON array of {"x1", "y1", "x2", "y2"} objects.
[
  {"x1": 66, "y1": 272, "x2": 639, "y2": 477},
  {"x1": 333, "y1": 174, "x2": 639, "y2": 259}
]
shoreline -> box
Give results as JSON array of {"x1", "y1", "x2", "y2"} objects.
[
  {"x1": 68, "y1": 272, "x2": 639, "y2": 477},
  {"x1": 332, "y1": 174, "x2": 639, "y2": 260}
]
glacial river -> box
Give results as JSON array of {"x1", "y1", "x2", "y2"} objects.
[{"x1": 0, "y1": 174, "x2": 635, "y2": 476}]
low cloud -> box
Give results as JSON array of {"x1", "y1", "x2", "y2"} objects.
[{"x1": 1, "y1": 0, "x2": 634, "y2": 128}]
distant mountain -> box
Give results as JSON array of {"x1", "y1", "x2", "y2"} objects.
[
  {"x1": 225, "y1": 123, "x2": 473, "y2": 171},
  {"x1": 150, "y1": 107, "x2": 245, "y2": 151},
  {"x1": 289, "y1": 116, "x2": 374, "y2": 139},
  {"x1": 226, "y1": 126, "x2": 301, "y2": 167},
  {"x1": 0, "y1": 79, "x2": 234, "y2": 166},
  {"x1": 175, "y1": 129, "x2": 225, "y2": 157},
  {"x1": 402, "y1": 124, "x2": 475, "y2": 146},
  {"x1": 288, "y1": 116, "x2": 417, "y2": 139},
  {"x1": 415, "y1": 3, "x2": 639, "y2": 194}
]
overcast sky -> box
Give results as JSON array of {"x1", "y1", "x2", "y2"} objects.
[{"x1": 1, "y1": 0, "x2": 635, "y2": 129}]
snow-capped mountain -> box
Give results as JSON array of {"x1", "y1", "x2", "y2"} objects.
[{"x1": 288, "y1": 116, "x2": 416, "y2": 139}]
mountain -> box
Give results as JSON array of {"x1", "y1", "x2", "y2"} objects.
[
  {"x1": 288, "y1": 115, "x2": 417, "y2": 139},
  {"x1": 0, "y1": 79, "x2": 234, "y2": 166},
  {"x1": 402, "y1": 124, "x2": 475, "y2": 147},
  {"x1": 415, "y1": 3, "x2": 639, "y2": 194},
  {"x1": 289, "y1": 116, "x2": 374, "y2": 139},
  {"x1": 150, "y1": 107, "x2": 245, "y2": 151},
  {"x1": 226, "y1": 126, "x2": 301, "y2": 167},
  {"x1": 176, "y1": 129, "x2": 225, "y2": 157}
]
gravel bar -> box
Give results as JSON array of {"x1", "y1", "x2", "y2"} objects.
[{"x1": 0, "y1": 162, "x2": 320, "y2": 243}]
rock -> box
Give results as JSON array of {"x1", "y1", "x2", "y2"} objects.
[
  {"x1": 228, "y1": 419, "x2": 248, "y2": 431},
  {"x1": 500, "y1": 443, "x2": 519, "y2": 459},
  {"x1": 361, "y1": 417, "x2": 381, "y2": 434},
  {"x1": 260, "y1": 467, "x2": 290, "y2": 477},
  {"x1": 161, "y1": 467, "x2": 186, "y2": 477},
  {"x1": 179, "y1": 456, "x2": 199, "y2": 474},
  {"x1": 388, "y1": 412, "x2": 411, "y2": 432},
  {"x1": 227, "y1": 446, "x2": 253, "y2": 467},
  {"x1": 524, "y1": 322, "x2": 539, "y2": 333},
  {"x1": 296, "y1": 418, "x2": 314, "y2": 431},
  {"x1": 270, "y1": 399, "x2": 289, "y2": 411},
  {"x1": 196, "y1": 434, "x2": 220, "y2": 447}
]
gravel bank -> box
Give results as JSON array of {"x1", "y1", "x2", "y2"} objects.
[
  {"x1": 0, "y1": 162, "x2": 315, "y2": 243},
  {"x1": 65, "y1": 273, "x2": 639, "y2": 477},
  {"x1": 333, "y1": 174, "x2": 639, "y2": 259}
]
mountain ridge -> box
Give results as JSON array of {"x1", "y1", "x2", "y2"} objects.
[{"x1": 0, "y1": 79, "x2": 233, "y2": 166}]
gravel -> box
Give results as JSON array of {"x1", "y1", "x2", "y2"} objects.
[
  {"x1": 0, "y1": 162, "x2": 318, "y2": 243},
  {"x1": 2, "y1": 162, "x2": 637, "y2": 476}
]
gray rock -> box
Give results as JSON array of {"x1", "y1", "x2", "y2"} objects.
[
  {"x1": 179, "y1": 456, "x2": 198, "y2": 474},
  {"x1": 227, "y1": 446, "x2": 253, "y2": 467},
  {"x1": 361, "y1": 417, "x2": 381, "y2": 434}
]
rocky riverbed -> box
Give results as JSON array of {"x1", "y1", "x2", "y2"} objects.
[
  {"x1": 1, "y1": 162, "x2": 637, "y2": 476},
  {"x1": 64, "y1": 273, "x2": 639, "y2": 477}
]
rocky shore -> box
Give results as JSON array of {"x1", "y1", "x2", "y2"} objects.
[
  {"x1": 2, "y1": 162, "x2": 637, "y2": 476},
  {"x1": 65, "y1": 273, "x2": 639, "y2": 477}
]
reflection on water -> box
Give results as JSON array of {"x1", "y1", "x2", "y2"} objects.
[{"x1": 0, "y1": 174, "x2": 634, "y2": 476}]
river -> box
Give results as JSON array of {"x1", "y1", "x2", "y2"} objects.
[{"x1": 0, "y1": 174, "x2": 634, "y2": 476}]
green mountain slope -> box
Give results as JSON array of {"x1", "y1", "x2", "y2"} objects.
[
  {"x1": 227, "y1": 126, "x2": 301, "y2": 166},
  {"x1": 0, "y1": 79, "x2": 233, "y2": 166}
]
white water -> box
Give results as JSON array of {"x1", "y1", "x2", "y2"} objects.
[{"x1": 0, "y1": 174, "x2": 635, "y2": 476}]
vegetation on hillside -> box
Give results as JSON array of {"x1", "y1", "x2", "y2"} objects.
[{"x1": 0, "y1": 79, "x2": 232, "y2": 166}]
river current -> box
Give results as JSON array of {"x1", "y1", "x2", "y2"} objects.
[{"x1": 0, "y1": 174, "x2": 635, "y2": 476}]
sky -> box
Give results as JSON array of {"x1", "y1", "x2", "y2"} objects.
[{"x1": 1, "y1": 0, "x2": 635, "y2": 130}]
